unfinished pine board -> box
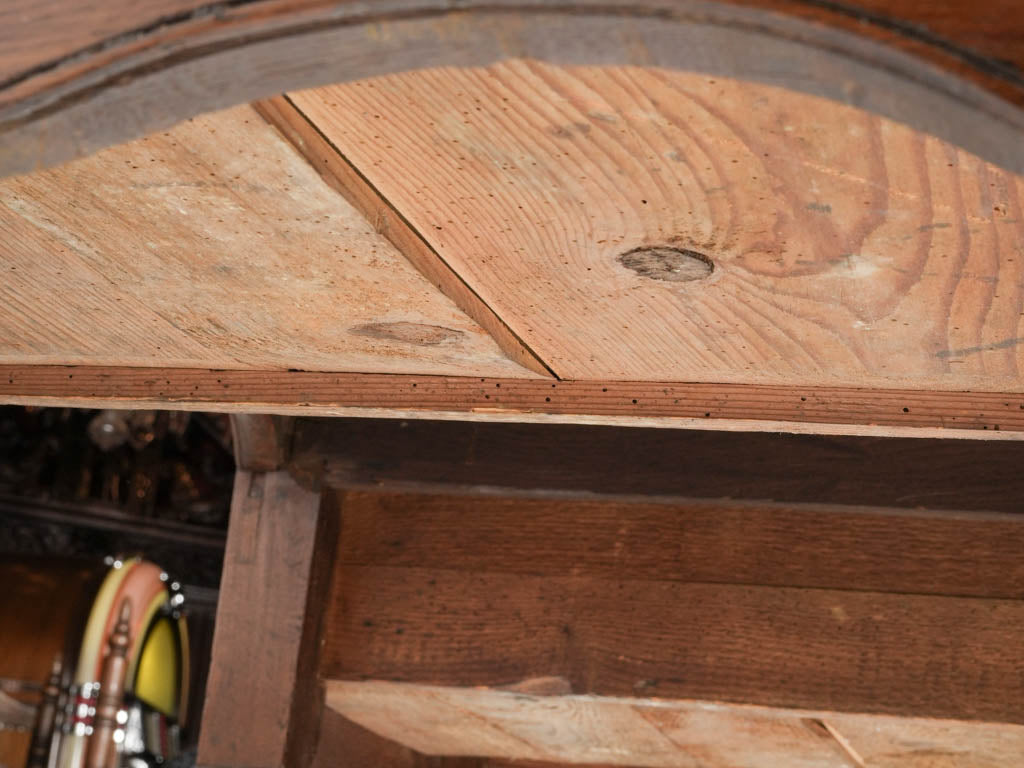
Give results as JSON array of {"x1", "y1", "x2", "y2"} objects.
[
  {"x1": 0, "y1": 103, "x2": 536, "y2": 378},
  {"x1": 325, "y1": 680, "x2": 1024, "y2": 768},
  {"x1": 288, "y1": 61, "x2": 1024, "y2": 387}
]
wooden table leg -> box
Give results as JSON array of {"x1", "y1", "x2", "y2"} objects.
[{"x1": 197, "y1": 467, "x2": 335, "y2": 768}]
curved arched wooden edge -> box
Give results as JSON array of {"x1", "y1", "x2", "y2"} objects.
[
  {"x1": 3, "y1": 366, "x2": 1024, "y2": 440},
  {"x1": 2, "y1": 1, "x2": 1024, "y2": 177}
]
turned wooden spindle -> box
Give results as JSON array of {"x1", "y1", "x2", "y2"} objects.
[
  {"x1": 26, "y1": 654, "x2": 63, "y2": 768},
  {"x1": 85, "y1": 600, "x2": 131, "y2": 768}
]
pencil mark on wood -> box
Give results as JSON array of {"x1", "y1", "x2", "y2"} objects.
[{"x1": 935, "y1": 336, "x2": 1024, "y2": 358}]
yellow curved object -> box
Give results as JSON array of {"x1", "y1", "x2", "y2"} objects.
[
  {"x1": 126, "y1": 590, "x2": 169, "y2": 687},
  {"x1": 133, "y1": 616, "x2": 179, "y2": 717},
  {"x1": 73, "y1": 559, "x2": 137, "y2": 684}
]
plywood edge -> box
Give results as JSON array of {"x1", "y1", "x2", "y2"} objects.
[
  {"x1": 253, "y1": 96, "x2": 553, "y2": 378},
  {"x1": 3, "y1": 366, "x2": 1024, "y2": 440}
]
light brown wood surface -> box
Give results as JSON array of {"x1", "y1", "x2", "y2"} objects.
[
  {"x1": 0, "y1": 104, "x2": 535, "y2": 378},
  {"x1": 289, "y1": 62, "x2": 1024, "y2": 388},
  {"x1": 325, "y1": 680, "x2": 1024, "y2": 768},
  {"x1": 253, "y1": 96, "x2": 552, "y2": 376}
]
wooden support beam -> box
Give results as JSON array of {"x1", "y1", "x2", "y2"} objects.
[
  {"x1": 5, "y1": 366, "x2": 1024, "y2": 440},
  {"x1": 291, "y1": 418, "x2": 1024, "y2": 514},
  {"x1": 324, "y1": 680, "x2": 1024, "y2": 768},
  {"x1": 330, "y1": 490, "x2": 1024, "y2": 599},
  {"x1": 321, "y1": 489, "x2": 1024, "y2": 724},
  {"x1": 198, "y1": 470, "x2": 336, "y2": 768}
]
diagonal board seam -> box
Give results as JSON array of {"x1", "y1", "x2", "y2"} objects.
[{"x1": 253, "y1": 94, "x2": 558, "y2": 380}]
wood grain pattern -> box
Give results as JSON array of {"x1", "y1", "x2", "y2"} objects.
[
  {"x1": 0, "y1": 104, "x2": 535, "y2": 378},
  {"x1": 3, "y1": 1, "x2": 1024, "y2": 178},
  {"x1": 253, "y1": 96, "x2": 551, "y2": 376},
  {"x1": 292, "y1": 418, "x2": 1024, "y2": 513},
  {"x1": 197, "y1": 470, "x2": 333, "y2": 768},
  {"x1": 325, "y1": 680, "x2": 1024, "y2": 768},
  {"x1": 290, "y1": 61, "x2": 1024, "y2": 387},
  {"x1": 321, "y1": 486, "x2": 1024, "y2": 722},
  {"x1": 326, "y1": 567, "x2": 1024, "y2": 721},
  {"x1": 5, "y1": 366, "x2": 1024, "y2": 439},
  {"x1": 331, "y1": 490, "x2": 1024, "y2": 598}
]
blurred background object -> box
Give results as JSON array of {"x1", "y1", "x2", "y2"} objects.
[
  {"x1": 0, "y1": 406, "x2": 233, "y2": 768},
  {"x1": 0, "y1": 406, "x2": 233, "y2": 587}
]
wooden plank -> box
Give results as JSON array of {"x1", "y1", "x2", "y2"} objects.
[
  {"x1": 322, "y1": 568, "x2": 1024, "y2": 721},
  {"x1": 3, "y1": 2, "x2": 1024, "y2": 178},
  {"x1": 253, "y1": 97, "x2": 551, "y2": 376},
  {"x1": 324, "y1": 680, "x2": 1024, "y2": 768},
  {"x1": 197, "y1": 470, "x2": 336, "y2": 768},
  {"x1": 289, "y1": 60, "x2": 1024, "y2": 387},
  {"x1": 291, "y1": 418, "x2": 1024, "y2": 513},
  {"x1": 5, "y1": 366, "x2": 1024, "y2": 439},
  {"x1": 0, "y1": 104, "x2": 536, "y2": 379},
  {"x1": 331, "y1": 490, "x2": 1024, "y2": 598}
]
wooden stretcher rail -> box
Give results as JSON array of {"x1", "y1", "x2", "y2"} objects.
[
  {"x1": 291, "y1": 417, "x2": 1024, "y2": 512},
  {"x1": 4, "y1": 365, "x2": 1024, "y2": 439}
]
